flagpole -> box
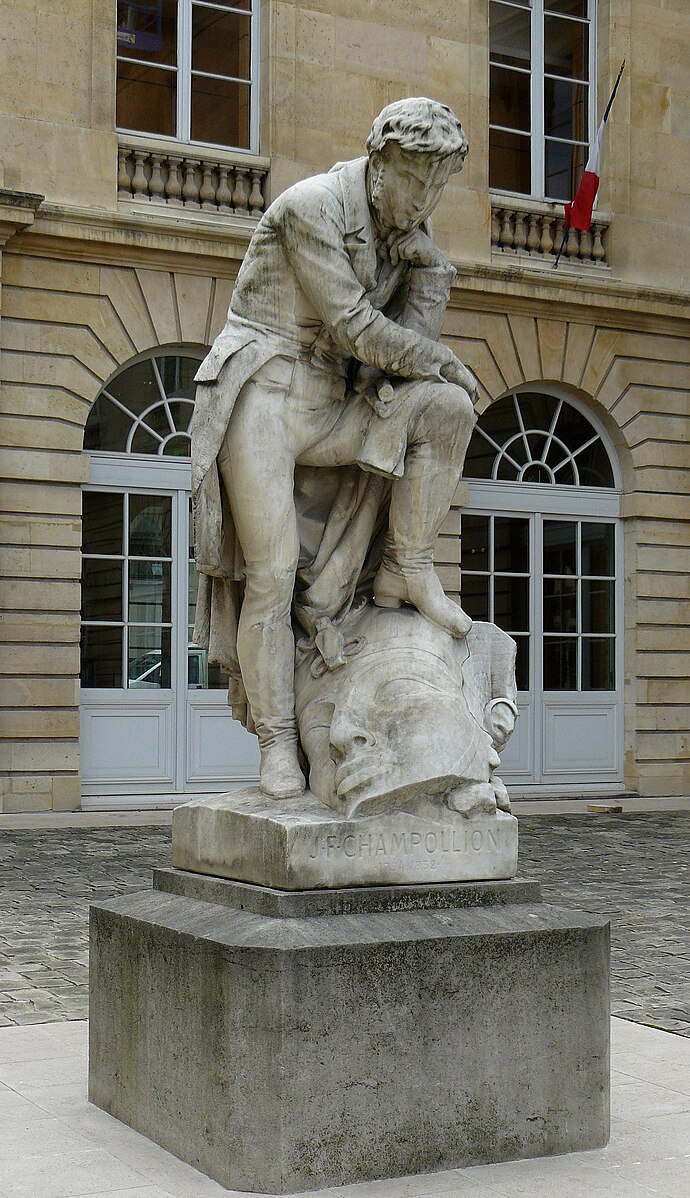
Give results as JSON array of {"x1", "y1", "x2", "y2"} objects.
[{"x1": 553, "y1": 60, "x2": 626, "y2": 270}]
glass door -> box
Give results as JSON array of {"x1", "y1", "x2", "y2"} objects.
[
  {"x1": 80, "y1": 482, "x2": 259, "y2": 804},
  {"x1": 460, "y1": 510, "x2": 622, "y2": 790}
]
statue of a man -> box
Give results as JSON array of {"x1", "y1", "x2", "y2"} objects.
[{"x1": 192, "y1": 97, "x2": 480, "y2": 800}]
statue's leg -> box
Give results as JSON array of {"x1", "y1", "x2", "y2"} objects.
[
  {"x1": 217, "y1": 379, "x2": 305, "y2": 799},
  {"x1": 374, "y1": 381, "x2": 476, "y2": 639}
]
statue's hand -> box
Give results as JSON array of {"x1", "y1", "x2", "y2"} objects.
[
  {"x1": 439, "y1": 353, "x2": 481, "y2": 404},
  {"x1": 390, "y1": 228, "x2": 448, "y2": 268},
  {"x1": 354, "y1": 364, "x2": 396, "y2": 417}
]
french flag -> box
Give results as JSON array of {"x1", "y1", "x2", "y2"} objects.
[{"x1": 555, "y1": 62, "x2": 625, "y2": 264}]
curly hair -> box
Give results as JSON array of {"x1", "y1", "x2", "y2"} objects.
[{"x1": 366, "y1": 98, "x2": 468, "y2": 172}]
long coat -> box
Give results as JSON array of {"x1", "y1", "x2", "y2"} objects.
[{"x1": 190, "y1": 156, "x2": 457, "y2": 724}]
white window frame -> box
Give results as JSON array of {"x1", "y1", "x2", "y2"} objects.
[
  {"x1": 116, "y1": 0, "x2": 260, "y2": 154},
  {"x1": 489, "y1": 0, "x2": 597, "y2": 202}
]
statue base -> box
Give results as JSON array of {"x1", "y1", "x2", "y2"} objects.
[
  {"x1": 89, "y1": 872, "x2": 610, "y2": 1193},
  {"x1": 171, "y1": 787, "x2": 518, "y2": 889}
]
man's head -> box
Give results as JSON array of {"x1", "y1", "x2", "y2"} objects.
[{"x1": 366, "y1": 97, "x2": 468, "y2": 233}]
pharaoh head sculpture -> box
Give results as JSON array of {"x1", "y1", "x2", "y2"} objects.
[{"x1": 295, "y1": 603, "x2": 517, "y2": 819}]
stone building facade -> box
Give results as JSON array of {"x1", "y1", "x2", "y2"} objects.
[{"x1": 0, "y1": 0, "x2": 688, "y2": 812}]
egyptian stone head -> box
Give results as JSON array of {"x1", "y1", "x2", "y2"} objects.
[{"x1": 295, "y1": 604, "x2": 517, "y2": 819}]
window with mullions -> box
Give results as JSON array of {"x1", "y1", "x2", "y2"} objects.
[
  {"x1": 489, "y1": 0, "x2": 594, "y2": 201},
  {"x1": 116, "y1": 0, "x2": 257, "y2": 150}
]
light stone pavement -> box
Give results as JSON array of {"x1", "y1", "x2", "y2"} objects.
[{"x1": 0, "y1": 813, "x2": 688, "y2": 1034}]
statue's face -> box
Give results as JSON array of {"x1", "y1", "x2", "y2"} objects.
[
  {"x1": 297, "y1": 644, "x2": 490, "y2": 815},
  {"x1": 368, "y1": 142, "x2": 453, "y2": 233}
]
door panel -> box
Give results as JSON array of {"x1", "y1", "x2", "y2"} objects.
[
  {"x1": 542, "y1": 701, "x2": 620, "y2": 777},
  {"x1": 81, "y1": 699, "x2": 174, "y2": 782},
  {"x1": 186, "y1": 699, "x2": 260, "y2": 784}
]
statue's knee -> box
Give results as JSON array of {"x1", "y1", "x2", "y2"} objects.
[{"x1": 423, "y1": 382, "x2": 475, "y2": 433}]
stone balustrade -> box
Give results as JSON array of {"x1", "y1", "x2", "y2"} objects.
[
  {"x1": 117, "y1": 137, "x2": 270, "y2": 218},
  {"x1": 490, "y1": 196, "x2": 610, "y2": 268}
]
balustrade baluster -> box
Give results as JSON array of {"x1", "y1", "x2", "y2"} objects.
[
  {"x1": 232, "y1": 167, "x2": 250, "y2": 214},
  {"x1": 566, "y1": 226, "x2": 580, "y2": 258},
  {"x1": 148, "y1": 154, "x2": 166, "y2": 203},
  {"x1": 249, "y1": 169, "x2": 265, "y2": 215},
  {"x1": 117, "y1": 149, "x2": 131, "y2": 199},
  {"x1": 514, "y1": 212, "x2": 527, "y2": 252},
  {"x1": 131, "y1": 151, "x2": 149, "y2": 199},
  {"x1": 540, "y1": 215, "x2": 554, "y2": 255},
  {"x1": 579, "y1": 227, "x2": 593, "y2": 261},
  {"x1": 182, "y1": 159, "x2": 201, "y2": 208},
  {"x1": 499, "y1": 209, "x2": 515, "y2": 250},
  {"x1": 165, "y1": 156, "x2": 183, "y2": 206},
  {"x1": 527, "y1": 215, "x2": 540, "y2": 254},
  {"x1": 591, "y1": 223, "x2": 606, "y2": 263},
  {"x1": 217, "y1": 166, "x2": 233, "y2": 212},
  {"x1": 200, "y1": 164, "x2": 217, "y2": 210},
  {"x1": 490, "y1": 207, "x2": 501, "y2": 247}
]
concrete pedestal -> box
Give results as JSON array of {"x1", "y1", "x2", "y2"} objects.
[{"x1": 89, "y1": 871, "x2": 609, "y2": 1193}]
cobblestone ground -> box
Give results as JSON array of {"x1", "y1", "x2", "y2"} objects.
[{"x1": 0, "y1": 813, "x2": 688, "y2": 1033}]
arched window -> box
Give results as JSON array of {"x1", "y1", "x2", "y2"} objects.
[
  {"x1": 461, "y1": 387, "x2": 623, "y2": 796},
  {"x1": 465, "y1": 391, "x2": 616, "y2": 487},
  {"x1": 84, "y1": 352, "x2": 198, "y2": 457},
  {"x1": 80, "y1": 348, "x2": 259, "y2": 806}
]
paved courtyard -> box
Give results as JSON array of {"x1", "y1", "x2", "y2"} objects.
[{"x1": 0, "y1": 812, "x2": 688, "y2": 1034}]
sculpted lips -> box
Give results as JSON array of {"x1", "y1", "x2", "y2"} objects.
[{"x1": 334, "y1": 752, "x2": 395, "y2": 797}]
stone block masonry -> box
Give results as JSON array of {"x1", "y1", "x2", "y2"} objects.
[{"x1": 89, "y1": 872, "x2": 610, "y2": 1193}]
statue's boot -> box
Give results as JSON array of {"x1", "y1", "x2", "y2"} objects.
[
  {"x1": 374, "y1": 458, "x2": 473, "y2": 640},
  {"x1": 237, "y1": 617, "x2": 305, "y2": 799}
]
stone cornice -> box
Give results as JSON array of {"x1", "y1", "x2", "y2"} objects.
[
  {"x1": 4, "y1": 200, "x2": 688, "y2": 336},
  {"x1": 0, "y1": 188, "x2": 44, "y2": 247}
]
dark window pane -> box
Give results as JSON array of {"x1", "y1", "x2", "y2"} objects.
[
  {"x1": 582, "y1": 579, "x2": 614, "y2": 634},
  {"x1": 163, "y1": 434, "x2": 191, "y2": 457},
  {"x1": 523, "y1": 462, "x2": 555, "y2": 483},
  {"x1": 128, "y1": 626, "x2": 171, "y2": 689},
  {"x1": 116, "y1": 61, "x2": 176, "y2": 137},
  {"x1": 82, "y1": 492, "x2": 123, "y2": 556},
  {"x1": 105, "y1": 359, "x2": 160, "y2": 419},
  {"x1": 543, "y1": 577, "x2": 577, "y2": 633},
  {"x1": 461, "y1": 515, "x2": 490, "y2": 572},
  {"x1": 516, "y1": 392, "x2": 560, "y2": 434},
  {"x1": 582, "y1": 637, "x2": 615, "y2": 690},
  {"x1": 554, "y1": 400, "x2": 600, "y2": 455},
  {"x1": 191, "y1": 75, "x2": 251, "y2": 147},
  {"x1": 81, "y1": 626, "x2": 123, "y2": 688},
  {"x1": 545, "y1": 77, "x2": 588, "y2": 140},
  {"x1": 188, "y1": 642, "x2": 230, "y2": 690},
  {"x1": 82, "y1": 559, "x2": 123, "y2": 621},
  {"x1": 129, "y1": 495, "x2": 172, "y2": 557},
  {"x1": 513, "y1": 635, "x2": 530, "y2": 691},
  {"x1": 490, "y1": 1, "x2": 531, "y2": 69},
  {"x1": 576, "y1": 439, "x2": 615, "y2": 487},
  {"x1": 494, "y1": 576, "x2": 530, "y2": 632},
  {"x1": 158, "y1": 356, "x2": 200, "y2": 400},
  {"x1": 188, "y1": 559, "x2": 199, "y2": 628},
  {"x1": 84, "y1": 394, "x2": 132, "y2": 453},
  {"x1": 581, "y1": 523, "x2": 615, "y2": 576},
  {"x1": 550, "y1": 458, "x2": 577, "y2": 485},
  {"x1": 192, "y1": 6, "x2": 251, "y2": 78},
  {"x1": 166, "y1": 399, "x2": 195, "y2": 432},
  {"x1": 495, "y1": 451, "x2": 521, "y2": 481},
  {"x1": 545, "y1": 1, "x2": 587, "y2": 16},
  {"x1": 543, "y1": 637, "x2": 577, "y2": 689},
  {"x1": 544, "y1": 14, "x2": 588, "y2": 80},
  {"x1": 460, "y1": 574, "x2": 490, "y2": 621},
  {"x1": 464, "y1": 429, "x2": 497, "y2": 479},
  {"x1": 490, "y1": 65, "x2": 531, "y2": 132},
  {"x1": 494, "y1": 518, "x2": 530, "y2": 573},
  {"x1": 543, "y1": 521, "x2": 576, "y2": 575},
  {"x1": 545, "y1": 138, "x2": 585, "y2": 201},
  {"x1": 129, "y1": 561, "x2": 171, "y2": 623},
  {"x1": 117, "y1": 0, "x2": 177, "y2": 66},
  {"x1": 130, "y1": 426, "x2": 163, "y2": 454}
]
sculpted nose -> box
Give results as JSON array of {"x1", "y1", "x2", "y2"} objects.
[{"x1": 329, "y1": 708, "x2": 376, "y2": 761}]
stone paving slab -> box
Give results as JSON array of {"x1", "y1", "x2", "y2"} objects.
[{"x1": 0, "y1": 813, "x2": 687, "y2": 1034}]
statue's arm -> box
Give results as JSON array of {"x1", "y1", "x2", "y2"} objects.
[{"x1": 279, "y1": 189, "x2": 459, "y2": 382}]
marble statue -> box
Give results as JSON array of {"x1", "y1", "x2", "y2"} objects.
[{"x1": 191, "y1": 96, "x2": 518, "y2": 813}]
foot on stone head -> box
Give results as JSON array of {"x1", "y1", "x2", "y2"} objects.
[
  {"x1": 446, "y1": 782, "x2": 497, "y2": 817},
  {"x1": 259, "y1": 742, "x2": 306, "y2": 799},
  {"x1": 373, "y1": 566, "x2": 473, "y2": 639}
]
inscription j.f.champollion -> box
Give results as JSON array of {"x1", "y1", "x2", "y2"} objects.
[{"x1": 308, "y1": 825, "x2": 503, "y2": 861}]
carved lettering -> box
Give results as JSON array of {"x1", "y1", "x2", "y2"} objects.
[{"x1": 307, "y1": 823, "x2": 502, "y2": 859}]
